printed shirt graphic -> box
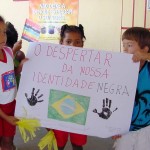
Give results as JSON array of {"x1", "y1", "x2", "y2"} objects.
[
  {"x1": 0, "y1": 48, "x2": 17, "y2": 104},
  {"x1": 130, "y1": 62, "x2": 150, "y2": 131},
  {"x1": 1, "y1": 70, "x2": 16, "y2": 91}
]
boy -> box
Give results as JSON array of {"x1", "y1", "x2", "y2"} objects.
[{"x1": 114, "y1": 27, "x2": 150, "y2": 150}]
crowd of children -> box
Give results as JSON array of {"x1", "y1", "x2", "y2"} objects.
[{"x1": 0, "y1": 13, "x2": 150, "y2": 150}]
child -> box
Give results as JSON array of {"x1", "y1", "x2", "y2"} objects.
[
  {"x1": 0, "y1": 16, "x2": 18, "y2": 150},
  {"x1": 113, "y1": 27, "x2": 150, "y2": 150},
  {"x1": 6, "y1": 21, "x2": 24, "y2": 55},
  {"x1": 52, "y1": 24, "x2": 87, "y2": 150},
  {"x1": 6, "y1": 21, "x2": 19, "y2": 54},
  {"x1": 6, "y1": 21, "x2": 25, "y2": 87}
]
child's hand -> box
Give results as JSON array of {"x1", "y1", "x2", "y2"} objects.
[
  {"x1": 13, "y1": 40, "x2": 22, "y2": 54},
  {"x1": 112, "y1": 135, "x2": 122, "y2": 140},
  {"x1": 5, "y1": 116, "x2": 19, "y2": 126},
  {"x1": 20, "y1": 58, "x2": 28, "y2": 66}
]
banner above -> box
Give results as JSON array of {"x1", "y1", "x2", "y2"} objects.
[{"x1": 29, "y1": 0, "x2": 79, "y2": 40}]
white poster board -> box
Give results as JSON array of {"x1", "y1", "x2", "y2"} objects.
[{"x1": 15, "y1": 42, "x2": 139, "y2": 138}]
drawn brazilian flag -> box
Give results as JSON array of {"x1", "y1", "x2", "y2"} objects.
[{"x1": 48, "y1": 89, "x2": 90, "y2": 125}]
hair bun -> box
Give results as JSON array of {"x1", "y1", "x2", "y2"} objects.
[
  {"x1": 79, "y1": 24, "x2": 84, "y2": 30},
  {"x1": 60, "y1": 24, "x2": 69, "y2": 37}
]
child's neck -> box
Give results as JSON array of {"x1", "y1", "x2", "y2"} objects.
[{"x1": 140, "y1": 60, "x2": 146, "y2": 70}]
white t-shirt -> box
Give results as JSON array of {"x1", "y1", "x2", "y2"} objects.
[{"x1": 0, "y1": 47, "x2": 17, "y2": 104}]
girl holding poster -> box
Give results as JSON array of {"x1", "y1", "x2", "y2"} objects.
[
  {"x1": 0, "y1": 15, "x2": 18, "y2": 150},
  {"x1": 50, "y1": 24, "x2": 87, "y2": 150}
]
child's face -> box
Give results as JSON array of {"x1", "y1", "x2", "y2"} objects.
[
  {"x1": 0, "y1": 22, "x2": 7, "y2": 50},
  {"x1": 122, "y1": 39, "x2": 141, "y2": 54},
  {"x1": 61, "y1": 32, "x2": 83, "y2": 47}
]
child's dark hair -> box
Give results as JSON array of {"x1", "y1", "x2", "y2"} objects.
[
  {"x1": 0, "y1": 16, "x2": 5, "y2": 23},
  {"x1": 60, "y1": 24, "x2": 86, "y2": 43},
  {"x1": 122, "y1": 27, "x2": 150, "y2": 52},
  {"x1": 6, "y1": 22, "x2": 18, "y2": 48}
]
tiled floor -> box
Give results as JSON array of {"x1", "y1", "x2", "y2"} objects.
[{"x1": 14, "y1": 127, "x2": 114, "y2": 150}]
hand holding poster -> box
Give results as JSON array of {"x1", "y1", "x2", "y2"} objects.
[{"x1": 15, "y1": 42, "x2": 139, "y2": 138}]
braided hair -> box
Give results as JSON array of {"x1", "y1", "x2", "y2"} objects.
[{"x1": 60, "y1": 24, "x2": 86, "y2": 43}]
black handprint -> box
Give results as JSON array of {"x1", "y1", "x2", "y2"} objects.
[
  {"x1": 25, "y1": 88, "x2": 44, "y2": 106},
  {"x1": 93, "y1": 98, "x2": 118, "y2": 119}
]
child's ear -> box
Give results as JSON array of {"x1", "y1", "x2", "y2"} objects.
[{"x1": 143, "y1": 46, "x2": 149, "y2": 53}]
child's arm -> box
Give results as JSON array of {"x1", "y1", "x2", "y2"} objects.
[
  {"x1": 12, "y1": 40, "x2": 22, "y2": 55},
  {"x1": 0, "y1": 108, "x2": 18, "y2": 125},
  {"x1": 15, "y1": 58, "x2": 28, "y2": 76},
  {"x1": 132, "y1": 51, "x2": 150, "y2": 62}
]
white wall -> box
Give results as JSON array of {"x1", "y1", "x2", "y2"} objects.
[{"x1": 0, "y1": 0, "x2": 150, "y2": 52}]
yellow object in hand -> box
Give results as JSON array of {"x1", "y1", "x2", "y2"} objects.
[
  {"x1": 38, "y1": 130, "x2": 58, "y2": 150},
  {"x1": 16, "y1": 118, "x2": 41, "y2": 143}
]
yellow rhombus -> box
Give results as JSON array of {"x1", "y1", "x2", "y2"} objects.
[{"x1": 51, "y1": 95, "x2": 85, "y2": 119}]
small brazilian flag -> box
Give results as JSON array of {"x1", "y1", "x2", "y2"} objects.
[{"x1": 48, "y1": 89, "x2": 90, "y2": 125}]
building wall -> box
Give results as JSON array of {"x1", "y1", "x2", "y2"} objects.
[{"x1": 0, "y1": 0, "x2": 150, "y2": 52}]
